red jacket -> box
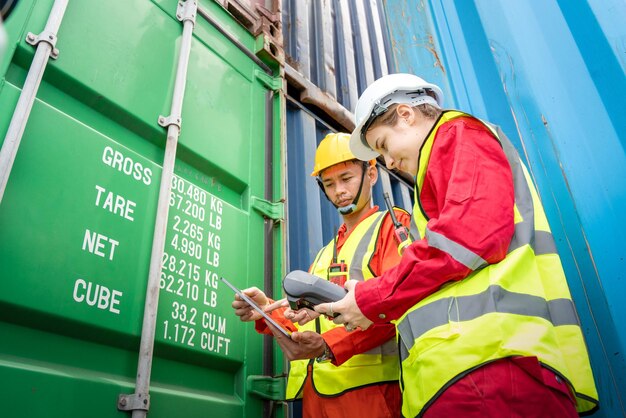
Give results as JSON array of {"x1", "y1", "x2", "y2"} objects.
[
  {"x1": 354, "y1": 116, "x2": 576, "y2": 416},
  {"x1": 355, "y1": 117, "x2": 514, "y2": 322}
]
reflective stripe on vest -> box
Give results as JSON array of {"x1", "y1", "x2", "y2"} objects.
[
  {"x1": 285, "y1": 211, "x2": 400, "y2": 399},
  {"x1": 409, "y1": 210, "x2": 421, "y2": 242},
  {"x1": 396, "y1": 111, "x2": 598, "y2": 417}
]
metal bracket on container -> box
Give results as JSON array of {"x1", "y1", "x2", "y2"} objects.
[
  {"x1": 158, "y1": 114, "x2": 182, "y2": 130},
  {"x1": 117, "y1": 393, "x2": 150, "y2": 412},
  {"x1": 25, "y1": 30, "x2": 59, "y2": 59},
  {"x1": 251, "y1": 196, "x2": 284, "y2": 221},
  {"x1": 177, "y1": 0, "x2": 197, "y2": 25},
  {"x1": 247, "y1": 375, "x2": 287, "y2": 400},
  {"x1": 254, "y1": 69, "x2": 281, "y2": 91}
]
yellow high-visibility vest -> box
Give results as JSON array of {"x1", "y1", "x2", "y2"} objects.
[
  {"x1": 398, "y1": 111, "x2": 598, "y2": 417},
  {"x1": 285, "y1": 211, "x2": 399, "y2": 399}
]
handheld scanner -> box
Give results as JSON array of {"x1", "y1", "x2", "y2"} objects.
[{"x1": 283, "y1": 270, "x2": 347, "y2": 317}]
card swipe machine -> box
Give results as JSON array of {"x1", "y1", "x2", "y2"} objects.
[{"x1": 283, "y1": 270, "x2": 347, "y2": 317}]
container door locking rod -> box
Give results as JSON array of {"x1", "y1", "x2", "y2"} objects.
[
  {"x1": 0, "y1": 0, "x2": 69, "y2": 204},
  {"x1": 118, "y1": 1, "x2": 197, "y2": 417}
]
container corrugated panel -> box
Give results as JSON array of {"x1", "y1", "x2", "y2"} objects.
[
  {"x1": 284, "y1": 104, "x2": 414, "y2": 270},
  {"x1": 282, "y1": 0, "x2": 413, "y2": 275},
  {"x1": 385, "y1": 0, "x2": 626, "y2": 416},
  {"x1": 0, "y1": 0, "x2": 283, "y2": 416},
  {"x1": 284, "y1": 97, "x2": 412, "y2": 272},
  {"x1": 282, "y1": 0, "x2": 393, "y2": 110}
]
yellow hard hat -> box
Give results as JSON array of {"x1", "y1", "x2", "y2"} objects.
[{"x1": 311, "y1": 133, "x2": 375, "y2": 177}]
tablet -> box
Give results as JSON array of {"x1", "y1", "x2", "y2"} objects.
[{"x1": 221, "y1": 277, "x2": 292, "y2": 339}]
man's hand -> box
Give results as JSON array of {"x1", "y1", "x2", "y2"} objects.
[
  {"x1": 231, "y1": 287, "x2": 269, "y2": 322},
  {"x1": 315, "y1": 280, "x2": 373, "y2": 331},
  {"x1": 266, "y1": 321, "x2": 327, "y2": 361},
  {"x1": 264, "y1": 298, "x2": 289, "y2": 313},
  {"x1": 284, "y1": 307, "x2": 321, "y2": 325},
  {"x1": 264, "y1": 299, "x2": 321, "y2": 325}
]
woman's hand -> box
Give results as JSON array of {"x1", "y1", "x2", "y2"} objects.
[{"x1": 315, "y1": 280, "x2": 373, "y2": 331}]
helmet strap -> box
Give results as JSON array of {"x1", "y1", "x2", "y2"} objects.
[
  {"x1": 336, "y1": 161, "x2": 368, "y2": 215},
  {"x1": 316, "y1": 161, "x2": 369, "y2": 215},
  {"x1": 316, "y1": 176, "x2": 330, "y2": 201},
  {"x1": 337, "y1": 202, "x2": 357, "y2": 215}
]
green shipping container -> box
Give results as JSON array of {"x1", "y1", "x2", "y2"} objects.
[{"x1": 0, "y1": 0, "x2": 286, "y2": 416}]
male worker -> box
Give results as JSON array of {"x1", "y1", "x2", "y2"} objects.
[
  {"x1": 316, "y1": 73, "x2": 599, "y2": 417},
  {"x1": 231, "y1": 132, "x2": 410, "y2": 418}
]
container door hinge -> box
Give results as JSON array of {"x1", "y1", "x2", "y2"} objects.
[
  {"x1": 255, "y1": 69, "x2": 281, "y2": 91},
  {"x1": 251, "y1": 196, "x2": 284, "y2": 221},
  {"x1": 117, "y1": 393, "x2": 150, "y2": 412},
  {"x1": 247, "y1": 375, "x2": 286, "y2": 400}
]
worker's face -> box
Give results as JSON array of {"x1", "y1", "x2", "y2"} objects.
[
  {"x1": 364, "y1": 105, "x2": 430, "y2": 176},
  {"x1": 320, "y1": 161, "x2": 376, "y2": 210}
]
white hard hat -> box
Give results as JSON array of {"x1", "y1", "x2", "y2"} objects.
[{"x1": 349, "y1": 73, "x2": 444, "y2": 160}]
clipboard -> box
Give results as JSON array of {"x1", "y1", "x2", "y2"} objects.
[{"x1": 221, "y1": 276, "x2": 292, "y2": 339}]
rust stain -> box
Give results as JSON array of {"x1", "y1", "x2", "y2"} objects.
[
  {"x1": 427, "y1": 47, "x2": 445, "y2": 74},
  {"x1": 415, "y1": 35, "x2": 445, "y2": 74}
]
